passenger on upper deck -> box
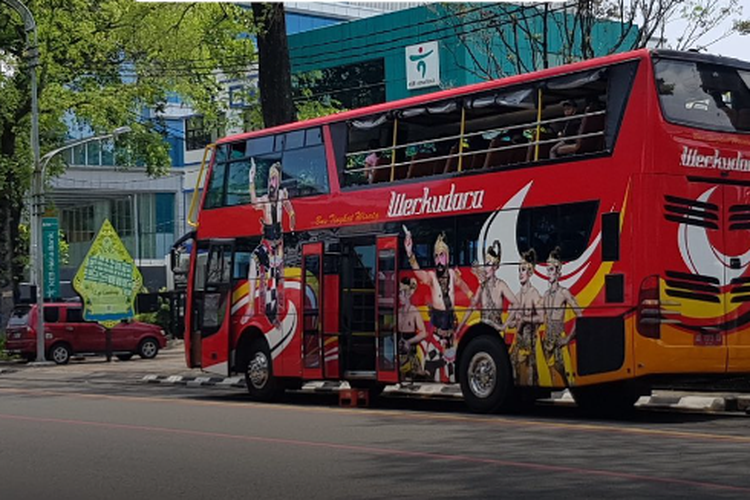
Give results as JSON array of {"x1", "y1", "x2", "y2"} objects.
[
  {"x1": 550, "y1": 99, "x2": 583, "y2": 159},
  {"x1": 364, "y1": 139, "x2": 381, "y2": 183}
]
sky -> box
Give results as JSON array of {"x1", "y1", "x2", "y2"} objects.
[{"x1": 663, "y1": 0, "x2": 749, "y2": 60}]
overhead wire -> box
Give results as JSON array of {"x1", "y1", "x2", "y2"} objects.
[{"x1": 71, "y1": 3, "x2": 568, "y2": 78}]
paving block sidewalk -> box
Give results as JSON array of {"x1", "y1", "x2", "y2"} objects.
[{"x1": 137, "y1": 374, "x2": 750, "y2": 413}]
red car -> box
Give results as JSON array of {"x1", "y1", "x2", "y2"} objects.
[{"x1": 4, "y1": 302, "x2": 167, "y2": 365}]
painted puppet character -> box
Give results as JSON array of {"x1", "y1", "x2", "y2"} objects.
[
  {"x1": 469, "y1": 240, "x2": 518, "y2": 332},
  {"x1": 397, "y1": 277, "x2": 429, "y2": 379},
  {"x1": 245, "y1": 159, "x2": 296, "y2": 327},
  {"x1": 404, "y1": 227, "x2": 473, "y2": 381},
  {"x1": 542, "y1": 247, "x2": 582, "y2": 387},
  {"x1": 509, "y1": 248, "x2": 544, "y2": 386}
]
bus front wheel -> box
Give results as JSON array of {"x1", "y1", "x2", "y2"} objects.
[
  {"x1": 459, "y1": 336, "x2": 512, "y2": 413},
  {"x1": 243, "y1": 338, "x2": 282, "y2": 402}
]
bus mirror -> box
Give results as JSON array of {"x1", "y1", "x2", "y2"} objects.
[{"x1": 171, "y1": 249, "x2": 189, "y2": 275}]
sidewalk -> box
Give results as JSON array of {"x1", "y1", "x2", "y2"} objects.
[
  {"x1": 0, "y1": 339, "x2": 200, "y2": 382},
  {"x1": 3, "y1": 341, "x2": 749, "y2": 413}
]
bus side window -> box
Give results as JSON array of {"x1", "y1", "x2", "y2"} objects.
[
  {"x1": 282, "y1": 127, "x2": 329, "y2": 197},
  {"x1": 204, "y1": 160, "x2": 227, "y2": 209},
  {"x1": 341, "y1": 114, "x2": 393, "y2": 187},
  {"x1": 516, "y1": 200, "x2": 599, "y2": 262}
]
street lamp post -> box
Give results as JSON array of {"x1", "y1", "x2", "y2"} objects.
[
  {"x1": 1, "y1": 0, "x2": 42, "y2": 361},
  {"x1": 30, "y1": 126, "x2": 131, "y2": 363}
]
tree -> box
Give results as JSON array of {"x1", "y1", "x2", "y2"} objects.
[
  {"x1": 441, "y1": 1, "x2": 746, "y2": 80},
  {"x1": 0, "y1": 1, "x2": 256, "y2": 325},
  {"x1": 252, "y1": 3, "x2": 296, "y2": 127}
]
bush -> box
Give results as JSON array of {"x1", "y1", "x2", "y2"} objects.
[{"x1": 135, "y1": 291, "x2": 172, "y2": 337}]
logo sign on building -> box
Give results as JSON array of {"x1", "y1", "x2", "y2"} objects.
[
  {"x1": 42, "y1": 217, "x2": 60, "y2": 300},
  {"x1": 73, "y1": 219, "x2": 143, "y2": 328},
  {"x1": 406, "y1": 41, "x2": 440, "y2": 90}
]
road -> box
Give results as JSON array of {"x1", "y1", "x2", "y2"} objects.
[{"x1": 1, "y1": 364, "x2": 750, "y2": 500}]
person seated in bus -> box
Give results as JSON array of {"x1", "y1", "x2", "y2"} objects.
[
  {"x1": 550, "y1": 99, "x2": 583, "y2": 159},
  {"x1": 364, "y1": 139, "x2": 381, "y2": 183}
]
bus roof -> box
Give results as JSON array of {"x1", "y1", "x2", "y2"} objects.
[
  {"x1": 652, "y1": 49, "x2": 750, "y2": 72},
  {"x1": 217, "y1": 48, "x2": 651, "y2": 146}
]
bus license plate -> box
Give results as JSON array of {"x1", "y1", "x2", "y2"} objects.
[{"x1": 694, "y1": 333, "x2": 723, "y2": 346}]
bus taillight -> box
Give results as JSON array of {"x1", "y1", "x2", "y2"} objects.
[{"x1": 637, "y1": 275, "x2": 662, "y2": 339}]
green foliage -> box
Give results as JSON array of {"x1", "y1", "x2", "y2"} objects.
[
  {"x1": 16, "y1": 224, "x2": 70, "y2": 268},
  {"x1": 296, "y1": 88, "x2": 345, "y2": 121},
  {"x1": 134, "y1": 288, "x2": 172, "y2": 336},
  {"x1": 0, "y1": 1, "x2": 258, "y2": 296},
  {"x1": 735, "y1": 19, "x2": 750, "y2": 34},
  {"x1": 0, "y1": 335, "x2": 13, "y2": 361}
]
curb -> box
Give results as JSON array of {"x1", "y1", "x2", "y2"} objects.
[{"x1": 139, "y1": 374, "x2": 750, "y2": 413}]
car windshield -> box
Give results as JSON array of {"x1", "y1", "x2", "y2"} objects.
[
  {"x1": 654, "y1": 58, "x2": 750, "y2": 133},
  {"x1": 8, "y1": 306, "x2": 31, "y2": 327}
]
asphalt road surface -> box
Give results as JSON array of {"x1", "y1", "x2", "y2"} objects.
[{"x1": 1, "y1": 370, "x2": 750, "y2": 500}]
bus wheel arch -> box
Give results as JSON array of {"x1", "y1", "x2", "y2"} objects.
[
  {"x1": 457, "y1": 323, "x2": 513, "y2": 413},
  {"x1": 235, "y1": 328, "x2": 282, "y2": 402}
]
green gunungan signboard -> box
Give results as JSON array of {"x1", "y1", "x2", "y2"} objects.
[
  {"x1": 42, "y1": 217, "x2": 60, "y2": 300},
  {"x1": 72, "y1": 219, "x2": 143, "y2": 328}
]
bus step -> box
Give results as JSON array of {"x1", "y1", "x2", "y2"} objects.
[{"x1": 339, "y1": 388, "x2": 370, "y2": 408}]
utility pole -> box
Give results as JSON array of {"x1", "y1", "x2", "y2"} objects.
[{"x1": 2, "y1": 0, "x2": 44, "y2": 362}]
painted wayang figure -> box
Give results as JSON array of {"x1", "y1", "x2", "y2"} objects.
[
  {"x1": 508, "y1": 249, "x2": 544, "y2": 386},
  {"x1": 404, "y1": 226, "x2": 473, "y2": 382},
  {"x1": 542, "y1": 247, "x2": 582, "y2": 387},
  {"x1": 463, "y1": 240, "x2": 517, "y2": 333},
  {"x1": 245, "y1": 159, "x2": 296, "y2": 327},
  {"x1": 397, "y1": 277, "x2": 429, "y2": 380}
]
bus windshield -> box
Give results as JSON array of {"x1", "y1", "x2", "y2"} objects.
[{"x1": 654, "y1": 58, "x2": 750, "y2": 134}]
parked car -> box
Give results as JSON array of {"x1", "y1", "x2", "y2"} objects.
[{"x1": 4, "y1": 302, "x2": 167, "y2": 365}]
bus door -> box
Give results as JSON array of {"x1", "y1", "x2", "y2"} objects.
[
  {"x1": 192, "y1": 240, "x2": 234, "y2": 375},
  {"x1": 302, "y1": 243, "x2": 324, "y2": 379},
  {"x1": 724, "y1": 184, "x2": 750, "y2": 371},
  {"x1": 376, "y1": 236, "x2": 399, "y2": 383},
  {"x1": 340, "y1": 238, "x2": 377, "y2": 380}
]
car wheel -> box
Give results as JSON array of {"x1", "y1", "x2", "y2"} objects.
[
  {"x1": 459, "y1": 335, "x2": 513, "y2": 413},
  {"x1": 49, "y1": 343, "x2": 72, "y2": 365},
  {"x1": 138, "y1": 338, "x2": 159, "y2": 359},
  {"x1": 243, "y1": 338, "x2": 282, "y2": 401},
  {"x1": 116, "y1": 354, "x2": 134, "y2": 361}
]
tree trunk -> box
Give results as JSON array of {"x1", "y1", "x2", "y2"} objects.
[
  {"x1": 252, "y1": 3, "x2": 296, "y2": 128},
  {"x1": 0, "y1": 125, "x2": 22, "y2": 333}
]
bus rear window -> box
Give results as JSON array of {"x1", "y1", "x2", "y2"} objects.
[{"x1": 654, "y1": 59, "x2": 750, "y2": 133}]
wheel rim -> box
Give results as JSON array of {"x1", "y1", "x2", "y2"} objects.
[
  {"x1": 141, "y1": 341, "x2": 157, "y2": 358},
  {"x1": 247, "y1": 351, "x2": 269, "y2": 389},
  {"x1": 52, "y1": 346, "x2": 68, "y2": 364},
  {"x1": 468, "y1": 351, "x2": 497, "y2": 399}
]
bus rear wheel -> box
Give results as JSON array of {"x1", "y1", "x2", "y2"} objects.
[
  {"x1": 244, "y1": 338, "x2": 282, "y2": 402},
  {"x1": 459, "y1": 336, "x2": 512, "y2": 413}
]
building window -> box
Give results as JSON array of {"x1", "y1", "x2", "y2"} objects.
[
  {"x1": 111, "y1": 198, "x2": 133, "y2": 237},
  {"x1": 229, "y1": 85, "x2": 256, "y2": 109},
  {"x1": 186, "y1": 115, "x2": 213, "y2": 151},
  {"x1": 62, "y1": 205, "x2": 95, "y2": 243},
  {"x1": 293, "y1": 59, "x2": 386, "y2": 110}
]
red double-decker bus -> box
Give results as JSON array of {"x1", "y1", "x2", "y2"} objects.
[{"x1": 173, "y1": 49, "x2": 750, "y2": 413}]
